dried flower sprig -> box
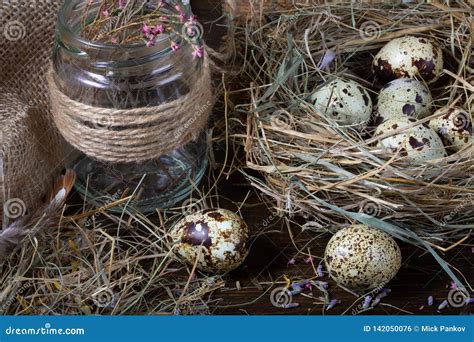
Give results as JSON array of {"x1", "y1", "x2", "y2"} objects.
[{"x1": 81, "y1": 0, "x2": 204, "y2": 58}]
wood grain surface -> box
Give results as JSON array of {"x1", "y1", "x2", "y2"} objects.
[{"x1": 191, "y1": 0, "x2": 473, "y2": 315}]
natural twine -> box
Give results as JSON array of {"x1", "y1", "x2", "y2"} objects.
[{"x1": 48, "y1": 55, "x2": 214, "y2": 163}]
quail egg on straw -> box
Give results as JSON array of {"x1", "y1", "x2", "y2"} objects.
[{"x1": 170, "y1": 209, "x2": 250, "y2": 274}]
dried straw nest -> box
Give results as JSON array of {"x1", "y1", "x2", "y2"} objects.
[{"x1": 228, "y1": 2, "x2": 473, "y2": 251}]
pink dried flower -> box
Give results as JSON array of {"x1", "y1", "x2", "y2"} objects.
[
  {"x1": 304, "y1": 256, "x2": 315, "y2": 264},
  {"x1": 142, "y1": 23, "x2": 152, "y2": 36},
  {"x1": 287, "y1": 258, "x2": 296, "y2": 266},
  {"x1": 161, "y1": 16, "x2": 169, "y2": 21},
  {"x1": 170, "y1": 41, "x2": 180, "y2": 52},
  {"x1": 450, "y1": 282, "x2": 458, "y2": 290},
  {"x1": 192, "y1": 45, "x2": 204, "y2": 59},
  {"x1": 118, "y1": 0, "x2": 126, "y2": 9},
  {"x1": 101, "y1": 9, "x2": 109, "y2": 17},
  {"x1": 146, "y1": 39, "x2": 155, "y2": 48},
  {"x1": 152, "y1": 24, "x2": 165, "y2": 35},
  {"x1": 176, "y1": 6, "x2": 187, "y2": 23}
]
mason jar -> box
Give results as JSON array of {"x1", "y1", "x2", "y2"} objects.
[{"x1": 50, "y1": 0, "x2": 209, "y2": 213}]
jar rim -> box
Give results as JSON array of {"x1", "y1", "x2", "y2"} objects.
[{"x1": 58, "y1": 0, "x2": 191, "y2": 50}]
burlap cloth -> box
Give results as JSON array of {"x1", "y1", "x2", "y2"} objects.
[{"x1": 0, "y1": 0, "x2": 72, "y2": 222}]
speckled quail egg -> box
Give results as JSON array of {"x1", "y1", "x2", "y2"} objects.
[
  {"x1": 170, "y1": 209, "x2": 250, "y2": 274},
  {"x1": 311, "y1": 78, "x2": 372, "y2": 127},
  {"x1": 373, "y1": 36, "x2": 443, "y2": 84},
  {"x1": 374, "y1": 116, "x2": 446, "y2": 162},
  {"x1": 374, "y1": 79, "x2": 433, "y2": 124},
  {"x1": 429, "y1": 107, "x2": 473, "y2": 152},
  {"x1": 324, "y1": 224, "x2": 401, "y2": 291}
]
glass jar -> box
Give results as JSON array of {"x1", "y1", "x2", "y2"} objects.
[{"x1": 51, "y1": 0, "x2": 208, "y2": 213}]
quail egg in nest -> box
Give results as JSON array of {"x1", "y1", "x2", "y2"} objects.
[
  {"x1": 324, "y1": 225, "x2": 402, "y2": 291},
  {"x1": 375, "y1": 79, "x2": 433, "y2": 124},
  {"x1": 374, "y1": 116, "x2": 446, "y2": 162},
  {"x1": 373, "y1": 36, "x2": 443, "y2": 84},
  {"x1": 170, "y1": 209, "x2": 250, "y2": 274},
  {"x1": 311, "y1": 78, "x2": 372, "y2": 128}
]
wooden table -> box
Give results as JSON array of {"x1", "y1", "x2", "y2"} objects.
[{"x1": 191, "y1": 0, "x2": 473, "y2": 315}]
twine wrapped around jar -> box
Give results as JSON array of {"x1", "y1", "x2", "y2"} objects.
[{"x1": 48, "y1": 55, "x2": 214, "y2": 163}]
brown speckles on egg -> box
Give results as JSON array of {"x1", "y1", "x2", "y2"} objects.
[
  {"x1": 324, "y1": 225, "x2": 401, "y2": 291},
  {"x1": 375, "y1": 116, "x2": 446, "y2": 162},
  {"x1": 377, "y1": 79, "x2": 432, "y2": 120},
  {"x1": 408, "y1": 136, "x2": 425, "y2": 150},
  {"x1": 402, "y1": 104, "x2": 416, "y2": 115},
  {"x1": 311, "y1": 78, "x2": 372, "y2": 128},
  {"x1": 373, "y1": 36, "x2": 443, "y2": 84},
  {"x1": 182, "y1": 221, "x2": 212, "y2": 247},
  {"x1": 412, "y1": 57, "x2": 436, "y2": 80},
  {"x1": 171, "y1": 209, "x2": 250, "y2": 274},
  {"x1": 207, "y1": 211, "x2": 225, "y2": 221}
]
